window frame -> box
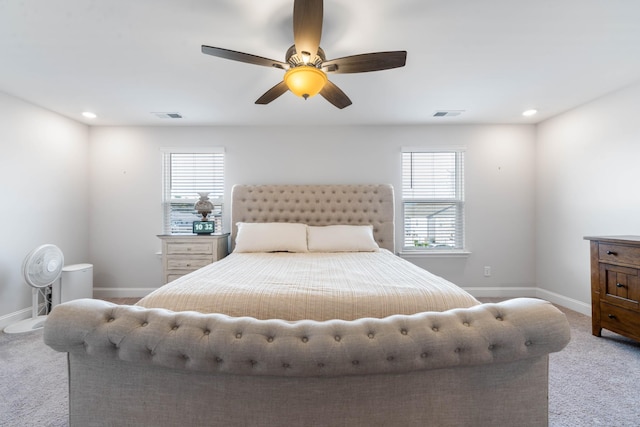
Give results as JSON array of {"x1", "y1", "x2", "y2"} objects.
[
  {"x1": 401, "y1": 146, "x2": 466, "y2": 253},
  {"x1": 161, "y1": 147, "x2": 225, "y2": 235}
]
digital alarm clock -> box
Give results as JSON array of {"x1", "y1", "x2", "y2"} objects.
[{"x1": 192, "y1": 221, "x2": 215, "y2": 234}]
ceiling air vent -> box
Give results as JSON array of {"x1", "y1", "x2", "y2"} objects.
[
  {"x1": 152, "y1": 112, "x2": 182, "y2": 119},
  {"x1": 433, "y1": 110, "x2": 464, "y2": 117}
]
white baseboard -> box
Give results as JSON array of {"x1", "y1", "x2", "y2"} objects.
[
  {"x1": 463, "y1": 286, "x2": 537, "y2": 298},
  {"x1": 463, "y1": 286, "x2": 591, "y2": 316},
  {"x1": 0, "y1": 302, "x2": 50, "y2": 331},
  {"x1": 535, "y1": 288, "x2": 591, "y2": 316},
  {"x1": 92, "y1": 287, "x2": 156, "y2": 299},
  {"x1": 1, "y1": 290, "x2": 153, "y2": 329},
  {"x1": 0, "y1": 306, "x2": 34, "y2": 331}
]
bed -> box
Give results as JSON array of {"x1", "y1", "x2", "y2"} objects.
[{"x1": 44, "y1": 184, "x2": 571, "y2": 427}]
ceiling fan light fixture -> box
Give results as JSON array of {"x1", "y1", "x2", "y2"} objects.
[
  {"x1": 201, "y1": 2, "x2": 406, "y2": 108},
  {"x1": 284, "y1": 66, "x2": 327, "y2": 99}
]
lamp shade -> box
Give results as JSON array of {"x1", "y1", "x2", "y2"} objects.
[
  {"x1": 283, "y1": 66, "x2": 327, "y2": 99},
  {"x1": 194, "y1": 192, "x2": 215, "y2": 221}
]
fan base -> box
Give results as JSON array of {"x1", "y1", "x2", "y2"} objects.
[{"x1": 3, "y1": 315, "x2": 48, "y2": 334}]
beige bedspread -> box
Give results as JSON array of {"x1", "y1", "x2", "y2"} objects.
[{"x1": 137, "y1": 249, "x2": 480, "y2": 321}]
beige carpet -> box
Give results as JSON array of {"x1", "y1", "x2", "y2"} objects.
[{"x1": 546, "y1": 305, "x2": 640, "y2": 426}]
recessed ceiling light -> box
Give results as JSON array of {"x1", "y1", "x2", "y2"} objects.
[
  {"x1": 82, "y1": 111, "x2": 97, "y2": 119},
  {"x1": 151, "y1": 112, "x2": 183, "y2": 119},
  {"x1": 433, "y1": 110, "x2": 465, "y2": 117},
  {"x1": 522, "y1": 109, "x2": 538, "y2": 117}
]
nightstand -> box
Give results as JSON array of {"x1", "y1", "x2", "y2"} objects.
[{"x1": 158, "y1": 234, "x2": 229, "y2": 284}]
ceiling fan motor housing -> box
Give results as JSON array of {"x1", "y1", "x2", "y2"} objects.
[{"x1": 286, "y1": 45, "x2": 325, "y2": 68}]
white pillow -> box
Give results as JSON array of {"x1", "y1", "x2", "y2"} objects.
[
  {"x1": 234, "y1": 222, "x2": 308, "y2": 253},
  {"x1": 307, "y1": 225, "x2": 379, "y2": 252}
]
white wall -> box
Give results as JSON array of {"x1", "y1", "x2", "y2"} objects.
[
  {"x1": 4, "y1": 81, "x2": 637, "y2": 321},
  {"x1": 536, "y1": 82, "x2": 640, "y2": 313},
  {"x1": 0, "y1": 92, "x2": 89, "y2": 327},
  {"x1": 3, "y1": 81, "x2": 637, "y2": 318},
  {"x1": 89, "y1": 124, "x2": 536, "y2": 297}
]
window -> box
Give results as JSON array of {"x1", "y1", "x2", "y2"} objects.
[
  {"x1": 162, "y1": 148, "x2": 225, "y2": 234},
  {"x1": 402, "y1": 148, "x2": 465, "y2": 250}
]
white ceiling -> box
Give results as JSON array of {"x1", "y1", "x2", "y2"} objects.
[{"x1": 1, "y1": 0, "x2": 639, "y2": 127}]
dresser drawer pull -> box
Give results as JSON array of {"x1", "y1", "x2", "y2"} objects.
[
  {"x1": 606, "y1": 250, "x2": 617, "y2": 256},
  {"x1": 608, "y1": 314, "x2": 617, "y2": 319},
  {"x1": 616, "y1": 283, "x2": 626, "y2": 288}
]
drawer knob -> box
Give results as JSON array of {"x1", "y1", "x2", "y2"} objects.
[
  {"x1": 608, "y1": 314, "x2": 617, "y2": 319},
  {"x1": 186, "y1": 263, "x2": 191, "y2": 267},
  {"x1": 606, "y1": 250, "x2": 617, "y2": 256},
  {"x1": 616, "y1": 283, "x2": 626, "y2": 288}
]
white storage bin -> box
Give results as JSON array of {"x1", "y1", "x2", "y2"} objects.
[{"x1": 51, "y1": 263, "x2": 93, "y2": 307}]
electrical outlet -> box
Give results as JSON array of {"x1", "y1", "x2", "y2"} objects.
[{"x1": 484, "y1": 266, "x2": 491, "y2": 277}]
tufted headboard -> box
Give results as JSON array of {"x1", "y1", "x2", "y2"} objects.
[{"x1": 231, "y1": 184, "x2": 395, "y2": 252}]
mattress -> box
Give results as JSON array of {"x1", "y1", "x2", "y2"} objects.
[{"x1": 137, "y1": 249, "x2": 480, "y2": 321}]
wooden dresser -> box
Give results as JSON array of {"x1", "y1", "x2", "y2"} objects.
[
  {"x1": 158, "y1": 234, "x2": 229, "y2": 284},
  {"x1": 585, "y1": 236, "x2": 640, "y2": 342}
]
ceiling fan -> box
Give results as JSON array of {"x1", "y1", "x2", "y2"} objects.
[{"x1": 201, "y1": 0, "x2": 407, "y2": 109}]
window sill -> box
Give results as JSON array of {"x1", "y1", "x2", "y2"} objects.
[{"x1": 399, "y1": 250, "x2": 471, "y2": 258}]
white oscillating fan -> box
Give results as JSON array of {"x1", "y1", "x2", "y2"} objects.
[{"x1": 4, "y1": 244, "x2": 64, "y2": 334}]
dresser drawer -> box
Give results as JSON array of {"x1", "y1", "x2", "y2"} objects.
[
  {"x1": 600, "y1": 302, "x2": 640, "y2": 338},
  {"x1": 600, "y1": 263, "x2": 640, "y2": 308},
  {"x1": 599, "y1": 243, "x2": 640, "y2": 266},
  {"x1": 166, "y1": 242, "x2": 213, "y2": 255}
]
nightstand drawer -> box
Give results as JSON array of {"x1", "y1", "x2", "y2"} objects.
[
  {"x1": 167, "y1": 258, "x2": 212, "y2": 270},
  {"x1": 599, "y1": 243, "x2": 640, "y2": 267},
  {"x1": 601, "y1": 302, "x2": 640, "y2": 337},
  {"x1": 166, "y1": 242, "x2": 213, "y2": 255}
]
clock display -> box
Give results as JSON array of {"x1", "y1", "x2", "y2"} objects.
[{"x1": 192, "y1": 221, "x2": 215, "y2": 234}]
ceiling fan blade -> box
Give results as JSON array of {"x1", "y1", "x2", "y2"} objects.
[
  {"x1": 293, "y1": 0, "x2": 323, "y2": 57},
  {"x1": 255, "y1": 81, "x2": 289, "y2": 105},
  {"x1": 323, "y1": 51, "x2": 407, "y2": 74},
  {"x1": 202, "y1": 45, "x2": 289, "y2": 70},
  {"x1": 319, "y1": 80, "x2": 352, "y2": 109}
]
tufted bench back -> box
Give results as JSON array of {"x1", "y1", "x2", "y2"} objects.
[
  {"x1": 44, "y1": 297, "x2": 570, "y2": 378},
  {"x1": 230, "y1": 184, "x2": 395, "y2": 252}
]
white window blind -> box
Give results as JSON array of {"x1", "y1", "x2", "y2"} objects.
[
  {"x1": 162, "y1": 149, "x2": 225, "y2": 234},
  {"x1": 402, "y1": 149, "x2": 465, "y2": 250}
]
